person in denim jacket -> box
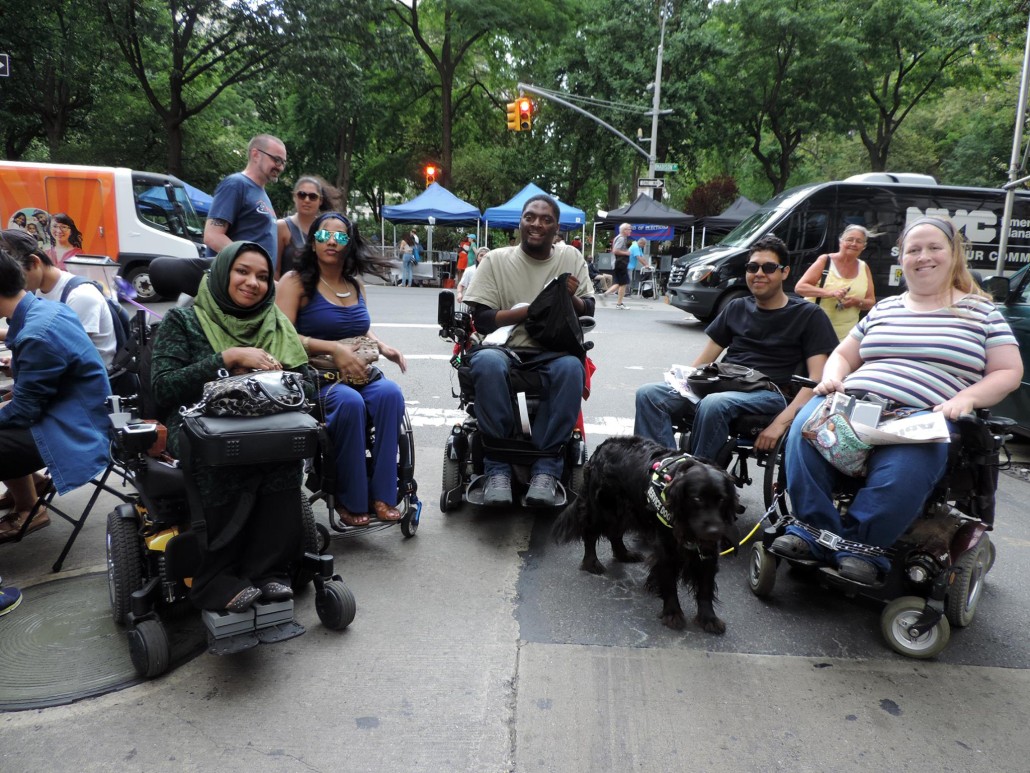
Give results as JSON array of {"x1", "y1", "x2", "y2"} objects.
[{"x1": 0, "y1": 250, "x2": 110, "y2": 542}]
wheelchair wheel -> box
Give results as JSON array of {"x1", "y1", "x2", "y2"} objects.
[
  {"x1": 400, "y1": 500, "x2": 421, "y2": 537},
  {"x1": 945, "y1": 535, "x2": 991, "y2": 628},
  {"x1": 127, "y1": 618, "x2": 171, "y2": 678},
  {"x1": 747, "y1": 542, "x2": 777, "y2": 597},
  {"x1": 880, "y1": 596, "x2": 951, "y2": 659},
  {"x1": 440, "y1": 438, "x2": 462, "y2": 513},
  {"x1": 291, "y1": 494, "x2": 319, "y2": 590},
  {"x1": 107, "y1": 506, "x2": 143, "y2": 626},
  {"x1": 316, "y1": 579, "x2": 356, "y2": 631}
]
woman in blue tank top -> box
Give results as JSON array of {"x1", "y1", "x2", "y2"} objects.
[{"x1": 277, "y1": 212, "x2": 407, "y2": 527}]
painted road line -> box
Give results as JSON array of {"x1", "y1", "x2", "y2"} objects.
[{"x1": 406, "y1": 406, "x2": 634, "y2": 437}]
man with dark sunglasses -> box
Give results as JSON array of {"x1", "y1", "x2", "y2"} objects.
[
  {"x1": 634, "y1": 235, "x2": 837, "y2": 461},
  {"x1": 203, "y1": 133, "x2": 286, "y2": 268}
]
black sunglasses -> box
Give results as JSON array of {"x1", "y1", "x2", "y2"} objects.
[
  {"x1": 745, "y1": 262, "x2": 785, "y2": 275},
  {"x1": 295, "y1": 191, "x2": 320, "y2": 201}
]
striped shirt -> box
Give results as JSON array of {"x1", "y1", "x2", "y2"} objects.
[{"x1": 843, "y1": 294, "x2": 1017, "y2": 409}]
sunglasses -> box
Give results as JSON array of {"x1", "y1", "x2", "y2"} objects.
[
  {"x1": 313, "y1": 229, "x2": 350, "y2": 245},
  {"x1": 745, "y1": 262, "x2": 785, "y2": 275},
  {"x1": 295, "y1": 191, "x2": 320, "y2": 201},
  {"x1": 255, "y1": 147, "x2": 287, "y2": 168}
]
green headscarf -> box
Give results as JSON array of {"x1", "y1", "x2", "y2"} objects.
[{"x1": 193, "y1": 241, "x2": 308, "y2": 368}]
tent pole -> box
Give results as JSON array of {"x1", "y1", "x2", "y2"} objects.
[{"x1": 996, "y1": 9, "x2": 1030, "y2": 274}]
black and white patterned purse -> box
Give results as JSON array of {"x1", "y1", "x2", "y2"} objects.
[{"x1": 180, "y1": 369, "x2": 308, "y2": 418}]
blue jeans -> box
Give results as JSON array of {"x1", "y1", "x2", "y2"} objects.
[
  {"x1": 468, "y1": 347, "x2": 584, "y2": 478},
  {"x1": 784, "y1": 396, "x2": 951, "y2": 571},
  {"x1": 400, "y1": 259, "x2": 414, "y2": 286},
  {"x1": 634, "y1": 382, "x2": 786, "y2": 461}
]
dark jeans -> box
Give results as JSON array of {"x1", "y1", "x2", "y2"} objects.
[
  {"x1": 0, "y1": 427, "x2": 45, "y2": 481},
  {"x1": 468, "y1": 347, "x2": 584, "y2": 478}
]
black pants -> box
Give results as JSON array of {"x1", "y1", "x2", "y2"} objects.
[
  {"x1": 188, "y1": 486, "x2": 303, "y2": 610},
  {"x1": 0, "y1": 427, "x2": 44, "y2": 481}
]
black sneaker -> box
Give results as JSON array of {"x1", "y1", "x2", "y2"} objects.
[
  {"x1": 525, "y1": 474, "x2": 559, "y2": 507},
  {"x1": 837, "y1": 556, "x2": 879, "y2": 584},
  {"x1": 770, "y1": 534, "x2": 813, "y2": 559},
  {"x1": 483, "y1": 473, "x2": 513, "y2": 506}
]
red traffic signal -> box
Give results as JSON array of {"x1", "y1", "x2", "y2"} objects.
[
  {"x1": 425, "y1": 165, "x2": 437, "y2": 186},
  {"x1": 518, "y1": 99, "x2": 533, "y2": 131}
]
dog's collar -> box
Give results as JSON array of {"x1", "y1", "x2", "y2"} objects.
[{"x1": 647, "y1": 454, "x2": 693, "y2": 529}]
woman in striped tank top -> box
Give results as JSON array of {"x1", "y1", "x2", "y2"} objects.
[{"x1": 773, "y1": 216, "x2": 1023, "y2": 585}]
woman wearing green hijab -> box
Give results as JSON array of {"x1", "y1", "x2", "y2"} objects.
[{"x1": 151, "y1": 241, "x2": 312, "y2": 612}]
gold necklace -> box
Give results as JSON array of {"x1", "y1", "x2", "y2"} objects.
[{"x1": 320, "y1": 276, "x2": 352, "y2": 299}]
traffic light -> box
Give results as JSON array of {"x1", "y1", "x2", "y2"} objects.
[
  {"x1": 518, "y1": 98, "x2": 533, "y2": 131},
  {"x1": 425, "y1": 164, "x2": 437, "y2": 187},
  {"x1": 506, "y1": 101, "x2": 520, "y2": 131}
]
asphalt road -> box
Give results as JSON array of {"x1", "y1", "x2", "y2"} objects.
[{"x1": 2, "y1": 284, "x2": 1029, "y2": 772}]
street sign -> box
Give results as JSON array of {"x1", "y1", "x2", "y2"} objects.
[
  {"x1": 653, "y1": 162, "x2": 678, "y2": 172},
  {"x1": 637, "y1": 177, "x2": 665, "y2": 189},
  {"x1": 0, "y1": 54, "x2": 10, "y2": 77}
]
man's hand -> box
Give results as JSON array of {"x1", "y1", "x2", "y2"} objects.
[{"x1": 565, "y1": 274, "x2": 580, "y2": 296}]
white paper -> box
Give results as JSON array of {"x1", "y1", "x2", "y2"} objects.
[
  {"x1": 852, "y1": 410, "x2": 951, "y2": 445},
  {"x1": 664, "y1": 364, "x2": 701, "y2": 404}
]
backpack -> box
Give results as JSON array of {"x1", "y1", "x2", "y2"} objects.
[{"x1": 60, "y1": 275, "x2": 136, "y2": 394}]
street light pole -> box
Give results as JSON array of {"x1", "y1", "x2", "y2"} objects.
[{"x1": 646, "y1": 2, "x2": 671, "y2": 189}]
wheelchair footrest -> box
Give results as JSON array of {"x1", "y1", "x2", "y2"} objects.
[
  {"x1": 207, "y1": 631, "x2": 260, "y2": 656},
  {"x1": 202, "y1": 607, "x2": 258, "y2": 638},
  {"x1": 255, "y1": 620, "x2": 305, "y2": 644},
  {"x1": 254, "y1": 599, "x2": 296, "y2": 629}
]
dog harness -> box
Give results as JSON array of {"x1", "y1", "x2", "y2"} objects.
[{"x1": 647, "y1": 454, "x2": 693, "y2": 528}]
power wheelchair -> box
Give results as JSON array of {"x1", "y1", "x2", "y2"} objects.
[
  {"x1": 104, "y1": 313, "x2": 356, "y2": 678},
  {"x1": 746, "y1": 378, "x2": 1015, "y2": 659},
  {"x1": 436, "y1": 292, "x2": 590, "y2": 512}
]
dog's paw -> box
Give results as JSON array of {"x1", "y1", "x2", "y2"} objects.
[
  {"x1": 660, "y1": 610, "x2": 687, "y2": 630},
  {"x1": 580, "y1": 557, "x2": 607, "y2": 574},
  {"x1": 696, "y1": 614, "x2": 726, "y2": 635}
]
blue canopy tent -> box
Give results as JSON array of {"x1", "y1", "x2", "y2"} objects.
[
  {"x1": 381, "y1": 183, "x2": 481, "y2": 280},
  {"x1": 482, "y1": 183, "x2": 586, "y2": 244},
  {"x1": 138, "y1": 178, "x2": 213, "y2": 217},
  {"x1": 381, "y1": 182, "x2": 481, "y2": 225}
]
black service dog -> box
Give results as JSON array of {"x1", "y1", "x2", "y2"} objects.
[{"x1": 553, "y1": 436, "x2": 738, "y2": 633}]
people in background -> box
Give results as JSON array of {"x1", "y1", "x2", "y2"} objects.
[
  {"x1": 276, "y1": 175, "x2": 339, "y2": 278},
  {"x1": 795, "y1": 224, "x2": 876, "y2": 341},
  {"x1": 457, "y1": 246, "x2": 487, "y2": 303},
  {"x1": 604, "y1": 222, "x2": 632, "y2": 309}
]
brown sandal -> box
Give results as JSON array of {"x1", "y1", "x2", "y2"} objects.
[
  {"x1": 0, "y1": 473, "x2": 53, "y2": 511},
  {"x1": 373, "y1": 501, "x2": 402, "y2": 522},
  {"x1": 0, "y1": 508, "x2": 50, "y2": 544},
  {"x1": 335, "y1": 504, "x2": 370, "y2": 528}
]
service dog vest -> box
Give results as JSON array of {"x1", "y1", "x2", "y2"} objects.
[{"x1": 647, "y1": 454, "x2": 693, "y2": 528}]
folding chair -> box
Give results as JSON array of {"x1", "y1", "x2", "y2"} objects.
[{"x1": 4, "y1": 462, "x2": 133, "y2": 572}]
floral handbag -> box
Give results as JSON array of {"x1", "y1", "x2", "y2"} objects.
[
  {"x1": 308, "y1": 335, "x2": 380, "y2": 386},
  {"x1": 800, "y1": 398, "x2": 873, "y2": 477}
]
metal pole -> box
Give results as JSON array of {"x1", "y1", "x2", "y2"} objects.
[
  {"x1": 647, "y1": 3, "x2": 670, "y2": 184},
  {"x1": 996, "y1": 10, "x2": 1030, "y2": 274},
  {"x1": 518, "y1": 83, "x2": 652, "y2": 161}
]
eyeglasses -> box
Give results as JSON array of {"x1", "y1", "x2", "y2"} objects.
[
  {"x1": 51, "y1": 224, "x2": 71, "y2": 232},
  {"x1": 313, "y1": 229, "x2": 349, "y2": 245},
  {"x1": 745, "y1": 262, "x2": 785, "y2": 275},
  {"x1": 841, "y1": 238, "x2": 866, "y2": 246},
  {"x1": 295, "y1": 191, "x2": 320, "y2": 201},
  {"x1": 255, "y1": 148, "x2": 287, "y2": 168}
]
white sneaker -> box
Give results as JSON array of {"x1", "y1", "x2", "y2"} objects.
[{"x1": 615, "y1": 303, "x2": 627, "y2": 309}]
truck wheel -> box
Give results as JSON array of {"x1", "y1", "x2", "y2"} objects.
[{"x1": 124, "y1": 266, "x2": 160, "y2": 302}]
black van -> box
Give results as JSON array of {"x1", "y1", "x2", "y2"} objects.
[{"x1": 667, "y1": 174, "x2": 1030, "y2": 322}]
